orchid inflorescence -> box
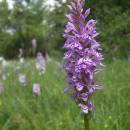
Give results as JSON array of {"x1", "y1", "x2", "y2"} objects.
[
  {"x1": 63, "y1": 0, "x2": 103, "y2": 114},
  {"x1": 19, "y1": 73, "x2": 26, "y2": 86},
  {"x1": 36, "y1": 52, "x2": 46, "y2": 75},
  {"x1": 32, "y1": 83, "x2": 41, "y2": 96}
]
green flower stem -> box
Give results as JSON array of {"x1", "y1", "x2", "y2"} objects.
[{"x1": 84, "y1": 114, "x2": 89, "y2": 130}]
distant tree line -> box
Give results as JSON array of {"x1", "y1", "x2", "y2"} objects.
[{"x1": 0, "y1": 0, "x2": 130, "y2": 60}]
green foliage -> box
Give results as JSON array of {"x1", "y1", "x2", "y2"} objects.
[
  {"x1": 87, "y1": 0, "x2": 130, "y2": 60},
  {"x1": 0, "y1": 0, "x2": 46, "y2": 58},
  {"x1": 0, "y1": 59, "x2": 130, "y2": 130},
  {"x1": 0, "y1": 0, "x2": 130, "y2": 60},
  {"x1": 43, "y1": 1, "x2": 68, "y2": 56},
  {"x1": 45, "y1": 0, "x2": 130, "y2": 60}
]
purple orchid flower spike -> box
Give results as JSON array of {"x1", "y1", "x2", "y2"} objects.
[
  {"x1": 18, "y1": 73, "x2": 26, "y2": 86},
  {"x1": 0, "y1": 83, "x2": 4, "y2": 94},
  {"x1": 36, "y1": 52, "x2": 46, "y2": 75},
  {"x1": 32, "y1": 83, "x2": 41, "y2": 96},
  {"x1": 63, "y1": 0, "x2": 104, "y2": 130}
]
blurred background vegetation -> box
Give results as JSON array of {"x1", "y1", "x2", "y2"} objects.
[{"x1": 0, "y1": 0, "x2": 130, "y2": 60}]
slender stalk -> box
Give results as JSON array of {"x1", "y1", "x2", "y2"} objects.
[{"x1": 84, "y1": 114, "x2": 89, "y2": 130}]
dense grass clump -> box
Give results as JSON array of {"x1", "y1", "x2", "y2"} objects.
[{"x1": 0, "y1": 59, "x2": 130, "y2": 130}]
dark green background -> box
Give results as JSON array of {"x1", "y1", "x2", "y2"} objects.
[{"x1": 0, "y1": 0, "x2": 130, "y2": 60}]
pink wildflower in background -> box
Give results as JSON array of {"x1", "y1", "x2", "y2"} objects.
[
  {"x1": 0, "y1": 83, "x2": 4, "y2": 94},
  {"x1": 18, "y1": 73, "x2": 26, "y2": 86},
  {"x1": 32, "y1": 83, "x2": 41, "y2": 96},
  {"x1": 36, "y1": 52, "x2": 46, "y2": 75}
]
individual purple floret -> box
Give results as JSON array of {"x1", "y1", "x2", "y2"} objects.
[
  {"x1": 63, "y1": 0, "x2": 103, "y2": 114},
  {"x1": 18, "y1": 73, "x2": 26, "y2": 86},
  {"x1": 32, "y1": 83, "x2": 41, "y2": 96},
  {"x1": 36, "y1": 52, "x2": 46, "y2": 75}
]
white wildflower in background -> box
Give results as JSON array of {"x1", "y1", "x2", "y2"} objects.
[
  {"x1": 2, "y1": 75, "x2": 6, "y2": 81},
  {"x1": 18, "y1": 48, "x2": 23, "y2": 59},
  {"x1": 32, "y1": 38, "x2": 37, "y2": 49},
  {"x1": 19, "y1": 58, "x2": 24, "y2": 63},
  {"x1": 0, "y1": 57, "x2": 8, "y2": 68},
  {"x1": 18, "y1": 48, "x2": 24, "y2": 64},
  {"x1": 2, "y1": 59, "x2": 8, "y2": 68},
  {"x1": 0, "y1": 57, "x2": 4, "y2": 62},
  {"x1": 32, "y1": 38, "x2": 37, "y2": 55}
]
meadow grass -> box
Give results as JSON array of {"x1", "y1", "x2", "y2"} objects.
[{"x1": 0, "y1": 59, "x2": 130, "y2": 130}]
